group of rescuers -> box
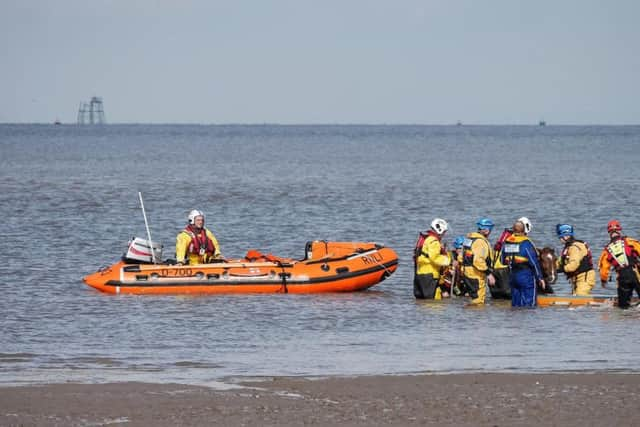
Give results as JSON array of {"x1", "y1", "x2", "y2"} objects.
[
  {"x1": 413, "y1": 216, "x2": 640, "y2": 309},
  {"x1": 174, "y1": 209, "x2": 640, "y2": 309}
]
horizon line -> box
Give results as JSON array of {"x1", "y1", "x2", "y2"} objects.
[{"x1": 1, "y1": 122, "x2": 640, "y2": 126}]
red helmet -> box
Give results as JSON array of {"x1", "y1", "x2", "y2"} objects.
[{"x1": 607, "y1": 220, "x2": 622, "y2": 233}]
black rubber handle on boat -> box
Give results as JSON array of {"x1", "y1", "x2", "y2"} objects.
[{"x1": 279, "y1": 271, "x2": 289, "y2": 293}]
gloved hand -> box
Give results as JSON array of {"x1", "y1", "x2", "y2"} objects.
[
  {"x1": 487, "y1": 273, "x2": 496, "y2": 287},
  {"x1": 539, "y1": 279, "x2": 546, "y2": 290}
]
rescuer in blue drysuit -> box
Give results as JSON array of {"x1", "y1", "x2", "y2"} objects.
[{"x1": 501, "y1": 218, "x2": 546, "y2": 307}]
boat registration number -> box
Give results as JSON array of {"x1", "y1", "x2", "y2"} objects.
[{"x1": 159, "y1": 268, "x2": 194, "y2": 277}]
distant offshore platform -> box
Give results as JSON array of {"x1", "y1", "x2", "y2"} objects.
[{"x1": 77, "y1": 96, "x2": 106, "y2": 124}]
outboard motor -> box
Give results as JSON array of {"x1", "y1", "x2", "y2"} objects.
[{"x1": 122, "y1": 237, "x2": 163, "y2": 264}]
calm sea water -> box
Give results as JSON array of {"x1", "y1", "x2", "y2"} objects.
[{"x1": 1, "y1": 124, "x2": 640, "y2": 386}]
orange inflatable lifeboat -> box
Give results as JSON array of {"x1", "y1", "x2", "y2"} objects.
[{"x1": 83, "y1": 239, "x2": 398, "y2": 295}]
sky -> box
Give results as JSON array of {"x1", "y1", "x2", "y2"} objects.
[{"x1": 1, "y1": 0, "x2": 639, "y2": 124}]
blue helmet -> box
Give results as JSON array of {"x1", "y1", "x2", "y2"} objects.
[
  {"x1": 476, "y1": 217, "x2": 495, "y2": 231},
  {"x1": 556, "y1": 223, "x2": 574, "y2": 238},
  {"x1": 453, "y1": 235, "x2": 465, "y2": 249}
]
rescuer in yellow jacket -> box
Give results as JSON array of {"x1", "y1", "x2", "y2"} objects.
[
  {"x1": 597, "y1": 220, "x2": 640, "y2": 308},
  {"x1": 176, "y1": 209, "x2": 222, "y2": 265},
  {"x1": 556, "y1": 224, "x2": 595, "y2": 296},
  {"x1": 460, "y1": 217, "x2": 496, "y2": 304},
  {"x1": 414, "y1": 218, "x2": 451, "y2": 299}
]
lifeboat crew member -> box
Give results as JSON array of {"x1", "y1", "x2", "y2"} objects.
[
  {"x1": 460, "y1": 218, "x2": 496, "y2": 304},
  {"x1": 519, "y1": 216, "x2": 554, "y2": 295},
  {"x1": 556, "y1": 224, "x2": 595, "y2": 296},
  {"x1": 598, "y1": 220, "x2": 640, "y2": 309},
  {"x1": 414, "y1": 218, "x2": 451, "y2": 299},
  {"x1": 501, "y1": 218, "x2": 545, "y2": 307},
  {"x1": 176, "y1": 209, "x2": 222, "y2": 265}
]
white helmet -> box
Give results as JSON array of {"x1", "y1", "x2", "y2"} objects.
[
  {"x1": 430, "y1": 218, "x2": 449, "y2": 235},
  {"x1": 517, "y1": 216, "x2": 532, "y2": 234},
  {"x1": 188, "y1": 209, "x2": 205, "y2": 225}
]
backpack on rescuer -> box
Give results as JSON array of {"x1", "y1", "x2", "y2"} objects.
[
  {"x1": 494, "y1": 228, "x2": 513, "y2": 252},
  {"x1": 414, "y1": 231, "x2": 429, "y2": 268}
]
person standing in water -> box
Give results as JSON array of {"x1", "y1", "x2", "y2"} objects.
[
  {"x1": 556, "y1": 224, "x2": 595, "y2": 296},
  {"x1": 598, "y1": 220, "x2": 640, "y2": 309},
  {"x1": 501, "y1": 219, "x2": 545, "y2": 307},
  {"x1": 414, "y1": 218, "x2": 451, "y2": 299},
  {"x1": 460, "y1": 218, "x2": 496, "y2": 304}
]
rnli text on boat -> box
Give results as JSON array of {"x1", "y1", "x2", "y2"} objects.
[{"x1": 361, "y1": 252, "x2": 383, "y2": 264}]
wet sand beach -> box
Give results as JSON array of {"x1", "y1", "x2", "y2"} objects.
[{"x1": 1, "y1": 373, "x2": 639, "y2": 426}]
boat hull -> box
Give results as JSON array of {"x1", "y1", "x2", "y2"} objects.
[{"x1": 83, "y1": 243, "x2": 398, "y2": 295}]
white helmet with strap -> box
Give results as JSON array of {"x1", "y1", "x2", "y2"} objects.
[
  {"x1": 517, "y1": 216, "x2": 532, "y2": 234},
  {"x1": 188, "y1": 209, "x2": 205, "y2": 225},
  {"x1": 430, "y1": 218, "x2": 449, "y2": 235}
]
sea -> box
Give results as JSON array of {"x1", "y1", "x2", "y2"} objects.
[{"x1": 1, "y1": 124, "x2": 639, "y2": 387}]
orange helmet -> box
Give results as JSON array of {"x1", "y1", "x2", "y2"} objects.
[{"x1": 607, "y1": 220, "x2": 622, "y2": 233}]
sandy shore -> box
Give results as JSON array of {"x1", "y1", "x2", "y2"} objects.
[{"x1": 1, "y1": 373, "x2": 639, "y2": 426}]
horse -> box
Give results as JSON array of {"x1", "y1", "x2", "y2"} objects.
[
  {"x1": 489, "y1": 246, "x2": 557, "y2": 299},
  {"x1": 537, "y1": 247, "x2": 557, "y2": 294}
]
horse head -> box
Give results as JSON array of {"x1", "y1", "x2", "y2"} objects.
[{"x1": 537, "y1": 247, "x2": 558, "y2": 284}]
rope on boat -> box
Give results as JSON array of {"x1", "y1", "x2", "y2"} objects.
[{"x1": 372, "y1": 257, "x2": 394, "y2": 277}]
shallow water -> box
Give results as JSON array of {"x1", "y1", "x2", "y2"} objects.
[{"x1": 1, "y1": 124, "x2": 639, "y2": 386}]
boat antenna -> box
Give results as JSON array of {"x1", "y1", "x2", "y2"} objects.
[{"x1": 138, "y1": 191, "x2": 157, "y2": 264}]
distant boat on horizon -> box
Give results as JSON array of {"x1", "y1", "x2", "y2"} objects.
[
  {"x1": 54, "y1": 119, "x2": 62, "y2": 125},
  {"x1": 538, "y1": 120, "x2": 546, "y2": 126}
]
